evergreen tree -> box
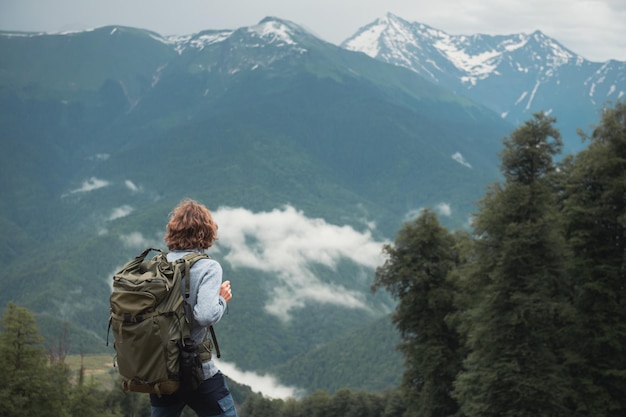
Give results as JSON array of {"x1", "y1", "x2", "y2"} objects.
[
  {"x1": 300, "y1": 390, "x2": 332, "y2": 417},
  {"x1": 454, "y1": 113, "x2": 572, "y2": 417},
  {"x1": 105, "y1": 387, "x2": 151, "y2": 417},
  {"x1": 0, "y1": 302, "x2": 69, "y2": 417},
  {"x1": 69, "y1": 383, "x2": 112, "y2": 417},
  {"x1": 238, "y1": 388, "x2": 403, "y2": 417},
  {"x1": 373, "y1": 209, "x2": 462, "y2": 417},
  {"x1": 380, "y1": 388, "x2": 408, "y2": 417},
  {"x1": 280, "y1": 397, "x2": 303, "y2": 417},
  {"x1": 559, "y1": 101, "x2": 626, "y2": 416},
  {"x1": 239, "y1": 394, "x2": 284, "y2": 417}
]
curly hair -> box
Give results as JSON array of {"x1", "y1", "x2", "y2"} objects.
[{"x1": 164, "y1": 199, "x2": 218, "y2": 250}]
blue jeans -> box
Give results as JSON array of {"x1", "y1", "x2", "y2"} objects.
[{"x1": 150, "y1": 372, "x2": 238, "y2": 417}]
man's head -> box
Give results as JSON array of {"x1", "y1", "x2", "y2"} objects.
[{"x1": 164, "y1": 199, "x2": 218, "y2": 250}]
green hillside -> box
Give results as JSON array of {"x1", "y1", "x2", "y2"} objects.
[
  {"x1": 272, "y1": 314, "x2": 403, "y2": 394},
  {"x1": 0, "y1": 19, "x2": 512, "y2": 393}
]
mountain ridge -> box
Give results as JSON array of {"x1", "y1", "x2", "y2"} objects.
[{"x1": 341, "y1": 12, "x2": 626, "y2": 153}]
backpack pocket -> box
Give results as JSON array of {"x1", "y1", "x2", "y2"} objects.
[
  {"x1": 112, "y1": 276, "x2": 171, "y2": 305},
  {"x1": 110, "y1": 290, "x2": 157, "y2": 319},
  {"x1": 112, "y1": 314, "x2": 181, "y2": 395}
]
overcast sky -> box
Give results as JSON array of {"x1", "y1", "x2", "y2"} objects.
[{"x1": 1, "y1": 0, "x2": 625, "y2": 62}]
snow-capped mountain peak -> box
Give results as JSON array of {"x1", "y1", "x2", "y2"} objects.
[
  {"x1": 342, "y1": 15, "x2": 595, "y2": 81},
  {"x1": 343, "y1": 12, "x2": 434, "y2": 59},
  {"x1": 156, "y1": 17, "x2": 317, "y2": 76},
  {"x1": 242, "y1": 17, "x2": 310, "y2": 55},
  {"x1": 252, "y1": 17, "x2": 308, "y2": 45},
  {"x1": 342, "y1": 13, "x2": 626, "y2": 153},
  {"x1": 161, "y1": 17, "x2": 312, "y2": 55}
]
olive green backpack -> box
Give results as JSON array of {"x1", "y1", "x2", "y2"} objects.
[{"x1": 107, "y1": 248, "x2": 220, "y2": 396}]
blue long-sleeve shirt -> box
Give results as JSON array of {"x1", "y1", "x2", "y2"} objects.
[{"x1": 167, "y1": 250, "x2": 226, "y2": 379}]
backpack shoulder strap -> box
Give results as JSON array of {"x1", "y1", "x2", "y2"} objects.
[
  {"x1": 177, "y1": 253, "x2": 221, "y2": 359},
  {"x1": 176, "y1": 253, "x2": 210, "y2": 325},
  {"x1": 180, "y1": 252, "x2": 210, "y2": 294}
]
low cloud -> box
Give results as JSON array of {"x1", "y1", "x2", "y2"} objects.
[
  {"x1": 119, "y1": 232, "x2": 161, "y2": 250},
  {"x1": 436, "y1": 202, "x2": 452, "y2": 217},
  {"x1": 213, "y1": 205, "x2": 387, "y2": 321},
  {"x1": 215, "y1": 359, "x2": 302, "y2": 399},
  {"x1": 67, "y1": 177, "x2": 110, "y2": 194},
  {"x1": 108, "y1": 205, "x2": 134, "y2": 220},
  {"x1": 403, "y1": 208, "x2": 423, "y2": 222},
  {"x1": 404, "y1": 202, "x2": 452, "y2": 221},
  {"x1": 452, "y1": 152, "x2": 472, "y2": 168},
  {"x1": 86, "y1": 153, "x2": 110, "y2": 161},
  {"x1": 125, "y1": 180, "x2": 141, "y2": 192},
  {"x1": 112, "y1": 206, "x2": 387, "y2": 321}
]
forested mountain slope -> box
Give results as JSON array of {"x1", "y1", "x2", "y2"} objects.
[{"x1": 0, "y1": 17, "x2": 513, "y2": 392}]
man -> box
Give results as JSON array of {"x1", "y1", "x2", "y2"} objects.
[{"x1": 151, "y1": 198, "x2": 237, "y2": 417}]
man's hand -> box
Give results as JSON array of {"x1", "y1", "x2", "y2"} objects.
[{"x1": 220, "y1": 280, "x2": 233, "y2": 302}]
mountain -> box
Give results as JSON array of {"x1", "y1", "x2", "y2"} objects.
[
  {"x1": 272, "y1": 314, "x2": 403, "y2": 393},
  {"x1": 0, "y1": 17, "x2": 513, "y2": 394},
  {"x1": 342, "y1": 13, "x2": 626, "y2": 153}
]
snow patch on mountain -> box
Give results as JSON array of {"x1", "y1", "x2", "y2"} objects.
[
  {"x1": 436, "y1": 39, "x2": 500, "y2": 83},
  {"x1": 250, "y1": 19, "x2": 297, "y2": 46},
  {"x1": 162, "y1": 31, "x2": 232, "y2": 54},
  {"x1": 526, "y1": 81, "x2": 541, "y2": 109},
  {"x1": 343, "y1": 23, "x2": 383, "y2": 58},
  {"x1": 187, "y1": 32, "x2": 231, "y2": 49},
  {"x1": 0, "y1": 31, "x2": 42, "y2": 38},
  {"x1": 503, "y1": 36, "x2": 528, "y2": 53}
]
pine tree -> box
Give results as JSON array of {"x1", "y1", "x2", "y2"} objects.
[
  {"x1": 105, "y1": 387, "x2": 150, "y2": 417},
  {"x1": 69, "y1": 382, "x2": 118, "y2": 417},
  {"x1": 373, "y1": 209, "x2": 462, "y2": 417},
  {"x1": 0, "y1": 302, "x2": 69, "y2": 417},
  {"x1": 454, "y1": 113, "x2": 572, "y2": 417},
  {"x1": 559, "y1": 101, "x2": 626, "y2": 416}
]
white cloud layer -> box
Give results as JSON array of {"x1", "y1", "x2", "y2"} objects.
[
  {"x1": 112, "y1": 205, "x2": 387, "y2": 320},
  {"x1": 212, "y1": 205, "x2": 387, "y2": 321}
]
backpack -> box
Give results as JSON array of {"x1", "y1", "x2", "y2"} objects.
[{"x1": 107, "y1": 247, "x2": 220, "y2": 396}]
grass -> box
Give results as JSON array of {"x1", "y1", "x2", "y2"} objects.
[{"x1": 64, "y1": 353, "x2": 118, "y2": 390}]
